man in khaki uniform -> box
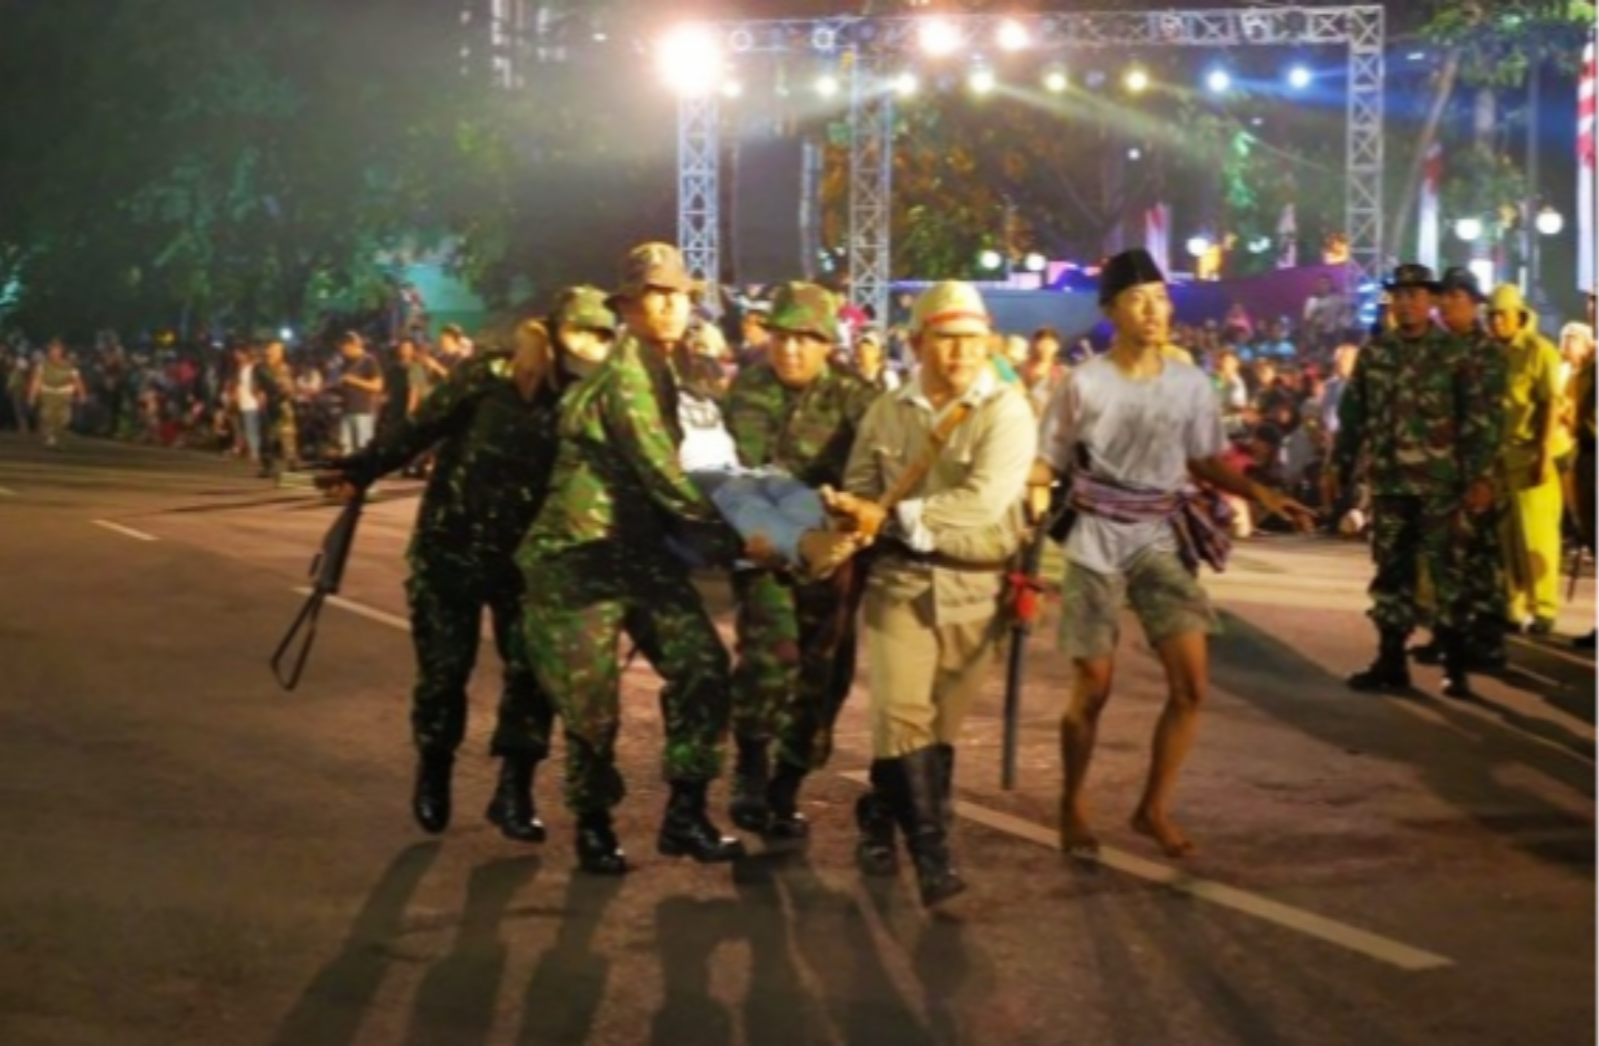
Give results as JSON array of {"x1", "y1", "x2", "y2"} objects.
[
  {"x1": 1487, "y1": 284, "x2": 1565, "y2": 633},
  {"x1": 835, "y1": 280, "x2": 1037, "y2": 907}
]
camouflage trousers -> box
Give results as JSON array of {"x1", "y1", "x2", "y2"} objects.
[
  {"x1": 1366, "y1": 495, "x2": 1464, "y2": 634},
  {"x1": 522, "y1": 545, "x2": 731, "y2": 815},
  {"x1": 263, "y1": 415, "x2": 298, "y2": 473},
  {"x1": 406, "y1": 561, "x2": 554, "y2": 760},
  {"x1": 730, "y1": 565, "x2": 860, "y2": 773},
  {"x1": 1450, "y1": 500, "x2": 1508, "y2": 640}
]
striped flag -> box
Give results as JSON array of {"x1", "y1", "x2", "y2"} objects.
[
  {"x1": 1417, "y1": 141, "x2": 1442, "y2": 270},
  {"x1": 1580, "y1": 32, "x2": 1595, "y2": 292},
  {"x1": 1144, "y1": 202, "x2": 1171, "y2": 277}
]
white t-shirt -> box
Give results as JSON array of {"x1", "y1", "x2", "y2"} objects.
[
  {"x1": 677, "y1": 391, "x2": 739, "y2": 473},
  {"x1": 1038, "y1": 353, "x2": 1226, "y2": 574},
  {"x1": 235, "y1": 363, "x2": 259, "y2": 412}
]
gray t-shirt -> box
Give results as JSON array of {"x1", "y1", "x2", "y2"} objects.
[{"x1": 1038, "y1": 353, "x2": 1226, "y2": 574}]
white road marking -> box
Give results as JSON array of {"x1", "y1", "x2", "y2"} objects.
[
  {"x1": 290, "y1": 588, "x2": 411, "y2": 631},
  {"x1": 841, "y1": 770, "x2": 1453, "y2": 972},
  {"x1": 92, "y1": 519, "x2": 157, "y2": 542}
]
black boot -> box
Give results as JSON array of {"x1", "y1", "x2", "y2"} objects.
[
  {"x1": 658, "y1": 781, "x2": 746, "y2": 863},
  {"x1": 1439, "y1": 628, "x2": 1475, "y2": 700},
  {"x1": 1347, "y1": 629, "x2": 1411, "y2": 692},
  {"x1": 412, "y1": 749, "x2": 454, "y2": 834},
  {"x1": 575, "y1": 810, "x2": 628, "y2": 876},
  {"x1": 1408, "y1": 633, "x2": 1444, "y2": 665},
  {"x1": 484, "y1": 753, "x2": 546, "y2": 843},
  {"x1": 763, "y1": 761, "x2": 810, "y2": 841},
  {"x1": 892, "y1": 747, "x2": 968, "y2": 908},
  {"x1": 1470, "y1": 620, "x2": 1509, "y2": 671},
  {"x1": 854, "y1": 760, "x2": 898, "y2": 877},
  {"x1": 727, "y1": 735, "x2": 771, "y2": 833},
  {"x1": 935, "y1": 743, "x2": 957, "y2": 833}
]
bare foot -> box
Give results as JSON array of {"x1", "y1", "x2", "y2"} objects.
[
  {"x1": 1130, "y1": 809, "x2": 1197, "y2": 859},
  {"x1": 743, "y1": 534, "x2": 785, "y2": 570},
  {"x1": 1058, "y1": 802, "x2": 1100, "y2": 859}
]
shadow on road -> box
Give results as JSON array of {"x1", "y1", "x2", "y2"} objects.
[
  {"x1": 1213, "y1": 610, "x2": 1595, "y2": 877},
  {"x1": 267, "y1": 841, "x2": 442, "y2": 1046},
  {"x1": 513, "y1": 873, "x2": 624, "y2": 1045}
]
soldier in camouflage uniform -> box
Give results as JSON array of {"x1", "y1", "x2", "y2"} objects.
[
  {"x1": 1411, "y1": 268, "x2": 1509, "y2": 675},
  {"x1": 517, "y1": 243, "x2": 746, "y2": 876},
  {"x1": 324, "y1": 289, "x2": 616, "y2": 842},
  {"x1": 257, "y1": 339, "x2": 299, "y2": 479},
  {"x1": 721, "y1": 281, "x2": 879, "y2": 839},
  {"x1": 1329, "y1": 264, "x2": 1499, "y2": 698}
]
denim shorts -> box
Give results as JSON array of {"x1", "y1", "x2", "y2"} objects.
[{"x1": 1057, "y1": 547, "x2": 1218, "y2": 660}]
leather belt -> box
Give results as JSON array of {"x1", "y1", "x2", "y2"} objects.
[{"x1": 882, "y1": 543, "x2": 1011, "y2": 574}]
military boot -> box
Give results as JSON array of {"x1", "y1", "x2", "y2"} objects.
[
  {"x1": 1439, "y1": 628, "x2": 1475, "y2": 700},
  {"x1": 727, "y1": 735, "x2": 771, "y2": 834},
  {"x1": 935, "y1": 743, "x2": 957, "y2": 833},
  {"x1": 891, "y1": 747, "x2": 968, "y2": 908},
  {"x1": 412, "y1": 749, "x2": 454, "y2": 834},
  {"x1": 854, "y1": 759, "x2": 899, "y2": 876},
  {"x1": 484, "y1": 753, "x2": 546, "y2": 843},
  {"x1": 658, "y1": 781, "x2": 746, "y2": 863},
  {"x1": 1346, "y1": 629, "x2": 1411, "y2": 692},
  {"x1": 575, "y1": 810, "x2": 628, "y2": 876},
  {"x1": 763, "y1": 761, "x2": 810, "y2": 841}
]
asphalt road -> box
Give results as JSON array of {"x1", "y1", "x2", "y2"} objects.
[{"x1": 0, "y1": 432, "x2": 1593, "y2": 1046}]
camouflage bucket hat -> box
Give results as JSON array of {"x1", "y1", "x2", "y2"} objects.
[
  {"x1": 608, "y1": 242, "x2": 702, "y2": 306},
  {"x1": 552, "y1": 285, "x2": 617, "y2": 333},
  {"x1": 766, "y1": 281, "x2": 840, "y2": 344}
]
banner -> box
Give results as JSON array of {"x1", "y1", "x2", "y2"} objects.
[
  {"x1": 1418, "y1": 140, "x2": 1442, "y2": 270},
  {"x1": 1580, "y1": 32, "x2": 1595, "y2": 293},
  {"x1": 1143, "y1": 203, "x2": 1171, "y2": 277}
]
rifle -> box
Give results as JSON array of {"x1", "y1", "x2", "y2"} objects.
[
  {"x1": 1001, "y1": 513, "x2": 1052, "y2": 791},
  {"x1": 271, "y1": 487, "x2": 366, "y2": 690}
]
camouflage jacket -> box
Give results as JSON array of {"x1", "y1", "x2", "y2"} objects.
[
  {"x1": 341, "y1": 352, "x2": 562, "y2": 562},
  {"x1": 519, "y1": 335, "x2": 720, "y2": 558},
  {"x1": 724, "y1": 362, "x2": 879, "y2": 486},
  {"x1": 1332, "y1": 325, "x2": 1497, "y2": 496}
]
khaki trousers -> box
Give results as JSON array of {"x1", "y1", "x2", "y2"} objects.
[{"x1": 863, "y1": 573, "x2": 1005, "y2": 759}]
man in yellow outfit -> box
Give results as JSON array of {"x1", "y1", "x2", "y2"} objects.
[{"x1": 1487, "y1": 284, "x2": 1565, "y2": 633}]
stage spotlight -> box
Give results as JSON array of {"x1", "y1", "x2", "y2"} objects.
[
  {"x1": 1287, "y1": 64, "x2": 1313, "y2": 90},
  {"x1": 657, "y1": 25, "x2": 723, "y2": 97},
  {"x1": 968, "y1": 65, "x2": 996, "y2": 95},
  {"x1": 1205, "y1": 68, "x2": 1231, "y2": 95},
  {"x1": 893, "y1": 71, "x2": 919, "y2": 97},
  {"x1": 1186, "y1": 234, "x2": 1213, "y2": 258},
  {"x1": 1454, "y1": 217, "x2": 1483, "y2": 242},
  {"x1": 1042, "y1": 65, "x2": 1068, "y2": 92},
  {"x1": 1127, "y1": 146, "x2": 1142, "y2": 161},
  {"x1": 977, "y1": 249, "x2": 1005, "y2": 272},
  {"x1": 1023, "y1": 252, "x2": 1047, "y2": 273},
  {"x1": 720, "y1": 78, "x2": 742, "y2": 99},
  {"x1": 919, "y1": 18, "x2": 961, "y2": 58},
  {"x1": 996, "y1": 18, "x2": 1030, "y2": 52},
  {"x1": 1536, "y1": 206, "x2": 1565, "y2": 235},
  {"x1": 1123, "y1": 66, "x2": 1149, "y2": 94},
  {"x1": 815, "y1": 73, "x2": 840, "y2": 98}
]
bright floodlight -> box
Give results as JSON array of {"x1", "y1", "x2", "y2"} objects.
[
  {"x1": 658, "y1": 25, "x2": 723, "y2": 97},
  {"x1": 996, "y1": 19, "x2": 1030, "y2": 52},
  {"x1": 977, "y1": 249, "x2": 1005, "y2": 271},
  {"x1": 720, "y1": 79, "x2": 742, "y2": 98},
  {"x1": 1287, "y1": 64, "x2": 1313, "y2": 90},
  {"x1": 1123, "y1": 66, "x2": 1150, "y2": 94},
  {"x1": 893, "y1": 71, "x2": 919, "y2": 97},
  {"x1": 1127, "y1": 146, "x2": 1142, "y2": 161},
  {"x1": 968, "y1": 66, "x2": 997, "y2": 95},
  {"x1": 815, "y1": 73, "x2": 840, "y2": 98},
  {"x1": 1023, "y1": 252, "x2": 1047, "y2": 273},
  {"x1": 1536, "y1": 206, "x2": 1565, "y2": 235},
  {"x1": 1186, "y1": 235, "x2": 1213, "y2": 258},
  {"x1": 1043, "y1": 67, "x2": 1068, "y2": 93},
  {"x1": 279, "y1": 327, "x2": 294, "y2": 341},
  {"x1": 1454, "y1": 216, "x2": 1483, "y2": 242},
  {"x1": 1247, "y1": 235, "x2": 1272, "y2": 254},
  {"x1": 1205, "y1": 68, "x2": 1231, "y2": 94},
  {"x1": 919, "y1": 18, "x2": 961, "y2": 58}
]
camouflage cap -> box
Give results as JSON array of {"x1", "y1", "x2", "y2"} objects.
[
  {"x1": 766, "y1": 281, "x2": 840, "y2": 343},
  {"x1": 608, "y1": 241, "x2": 701, "y2": 305},
  {"x1": 551, "y1": 285, "x2": 617, "y2": 332},
  {"x1": 910, "y1": 280, "x2": 991, "y2": 336}
]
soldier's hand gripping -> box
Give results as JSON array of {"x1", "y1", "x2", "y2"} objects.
[{"x1": 313, "y1": 458, "x2": 368, "y2": 504}]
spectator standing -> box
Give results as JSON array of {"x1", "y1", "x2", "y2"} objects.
[
  {"x1": 229, "y1": 343, "x2": 264, "y2": 466},
  {"x1": 7, "y1": 356, "x2": 32, "y2": 434},
  {"x1": 335, "y1": 332, "x2": 383, "y2": 454},
  {"x1": 28, "y1": 339, "x2": 85, "y2": 448}
]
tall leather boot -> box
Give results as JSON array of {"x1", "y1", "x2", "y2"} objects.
[
  {"x1": 412, "y1": 749, "x2": 454, "y2": 834},
  {"x1": 484, "y1": 753, "x2": 546, "y2": 843},
  {"x1": 575, "y1": 810, "x2": 628, "y2": 876},
  {"x1": 1346, "y1": 628, "x2": 1411, "y2": 692},
  {"x1": 935, "y1": 743, "x2": 957, "y2": 833},
  {"x1": 1439, "y1": 628, "x2": 1475, "y2": 700},
  {"x1": 764, "y1": 761, "x2": 810, "y2": 841},
  {"x1": 658, "y1": 780, "x2": 746, "y2": 863},
  {"x1": 854, "y1": 759, "x2": 898, "y2": 876},
  {"x1": 892, "y1": 747, "x2": 968, "y2": 908},
  {"x1": 727, "y1": 735, "x2": 771, "y2": 833}
]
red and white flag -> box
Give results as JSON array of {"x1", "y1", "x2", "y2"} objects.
[
  {"x1": 1579, "y1": 32, "x2": 1595, "y2": 293},
  {"x1": 1418, "y1": 140, "x2": 1443, "y2": 270},
  {"x1": 1144, "y1": 203, "x2": 1171, "y2": 277}
]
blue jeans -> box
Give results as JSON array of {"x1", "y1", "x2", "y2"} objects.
[
  {"x1": 690, "y1": 468, "x2": 824, "y2": 566},
  {"x1": 239, "y1": 409, "x2": 262, "y2": 460},
  {"x1": 340, "y1": 412, "x2": 375, "y2": 454}
]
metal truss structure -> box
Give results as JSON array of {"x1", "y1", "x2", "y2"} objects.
[{"x1": 678, "y1": 6, "x2": 1385, "y2": 321}]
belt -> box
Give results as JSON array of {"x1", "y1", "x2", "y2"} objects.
[{"x1": 881, "y1": 543, "x2": 1011, "y2": 574}]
